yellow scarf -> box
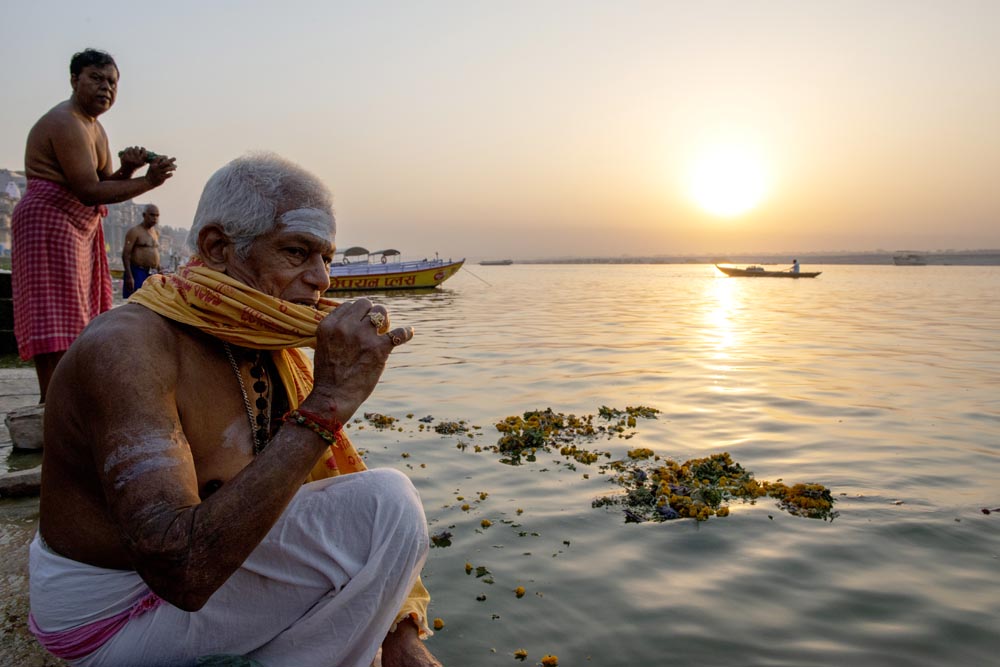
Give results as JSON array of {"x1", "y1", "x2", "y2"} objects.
[
  {"x1": 130, "y1": 259, "x2": 365, "y2": 480},
  {"x1": 130, "y1": 259, "x2": 431, "y2": 633}
]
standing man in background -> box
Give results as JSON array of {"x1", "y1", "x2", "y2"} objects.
[
  {"x1": 121, "y1": 204, "x2": 161, "y2": 298},
  {"x1": 11, "y1": 48, "x2": 177, "y2": 401}
]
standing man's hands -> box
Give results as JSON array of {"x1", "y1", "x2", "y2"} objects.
[
  {"x1": 146, "y1": 155, "x2": 177, "y2": 186},
  {"x1": 112, "y1": 147, "x2": 176, "y2": 188},
  {"x1": 303, "y1": 298, "x2": 414, "y2": 425},
  {"x1": 118, "y1": 146, "x2": 148, "y2": 173}
]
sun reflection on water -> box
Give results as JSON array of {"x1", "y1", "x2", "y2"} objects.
[{"x1": 705, "y1": 275, "x2": 739, "y2": 372}]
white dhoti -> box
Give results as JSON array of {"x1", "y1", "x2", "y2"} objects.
[{"x1": 29, "y1": 469, "x2": 430, "y2": 667}]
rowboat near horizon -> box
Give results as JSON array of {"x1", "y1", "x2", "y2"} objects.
[{"x1": 715, "y1": 263, "x2": 822, "y2": 278}]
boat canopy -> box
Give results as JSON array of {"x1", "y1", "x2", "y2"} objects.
[
  {"x1": 371, "y1": 249, "x2": 400, "y2": 257},
  {"x1": 338, "y1": 246, "x2": 370, "y2": 257}
]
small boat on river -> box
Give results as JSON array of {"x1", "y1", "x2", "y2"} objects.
[
  {"x1": 715, "y1": 264, "x2": 821, "y2": 278},
  {"x1": 479, "y1": 259, "x2": 513, "y2": 266},
  {"x1": 893, "y1": 252, "x2": 927, "y2": 266},
  {"x1": 327, "y1": 247, "x2": 464, "y2": 290}
]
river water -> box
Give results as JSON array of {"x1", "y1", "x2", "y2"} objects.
[
  {"x1": 352, "y1": 263, "x2": 1000, "y2": 666},
  {"x1": 2, "y1": 263, "x2": 998, "y2": 666}
]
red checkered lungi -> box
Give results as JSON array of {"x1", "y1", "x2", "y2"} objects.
[{"x1": 11, "y1": 179, "x2": 113, "y2": 360}]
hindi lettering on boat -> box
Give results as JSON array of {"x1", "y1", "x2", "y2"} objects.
[{"x1": 327, "y1": 248, "x2": 464, "y2": 291}]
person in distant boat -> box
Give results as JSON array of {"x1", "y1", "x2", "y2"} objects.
[
  {"x1": 121, "y1": 204, "x2": 161, "y2": 298},
  {"x1": 790, "y1": 259, "x2": 800, "y2": 274},
  {"x1": 11, "y1": 48, "x2": 177, "y2": 401},
  {"x1": 30, "y1": 153, "x2": 441, "y2": 667}
]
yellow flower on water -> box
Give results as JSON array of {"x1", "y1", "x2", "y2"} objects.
[
  {"x1": 514, "y1": 649, "x2": 528, "y2": 660},
  {"x1": 433, "y1": 618, "x2": 444, "y2": 630},
  {"x1": 481, "y1": 519, "x2": 492, "y2": 528},
  {"x1": 461, "y1": 504, "x2": 471, "y2": 511},
  {"x1": 465, "y1": 562, "x2": 473, "y2": 574},
  {"x1": 514, "y1": 586, "x2": 525, "y2": 598},
  {"x1": 541, "y1": 655, "x2": 559, "y2": 666},
  {"x1": 716, "y1": 506, "x2": 730, "y2": 517}
]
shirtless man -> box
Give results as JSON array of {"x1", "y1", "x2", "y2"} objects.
[
  {"x1": 121, "y1": 204, "x2": 161, "y2": 298},
  {"x1": 12, "y1": 48, "x2": 177, "y2": 400},
  {"x1": 30, "y1": 153, "x2": 442, "y2": 667}
]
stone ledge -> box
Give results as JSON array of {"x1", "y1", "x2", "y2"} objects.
[
  {"x1": 5, "y1": 404, "x2": 44, "y2": 451},
  {"x1": 0, "y1": 466, "x2": 42, "y2": 497}
]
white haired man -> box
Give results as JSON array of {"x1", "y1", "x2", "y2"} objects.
[{"x1": 28, "y1": 153, "x2": 442, "y2": 667}]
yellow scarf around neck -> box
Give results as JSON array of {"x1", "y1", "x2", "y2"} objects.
[
  {"x1": 129, "y1": 259, "x2": 432, "y2": 634},
  {"x1": 129, "y1": 259, "x2": 362, "y2": 479}
]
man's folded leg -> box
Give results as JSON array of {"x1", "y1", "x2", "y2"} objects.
[{"x1": 76, "y1": 469, "x2": 429, "y2": 667}]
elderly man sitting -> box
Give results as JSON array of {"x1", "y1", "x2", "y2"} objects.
[{"x1": 29, "y1": 153, "x2": 442, "y2": 667}]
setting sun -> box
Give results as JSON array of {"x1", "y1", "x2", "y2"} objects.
[{"x1": 688, "y1": 144, "x2": 769, "y2": 218}]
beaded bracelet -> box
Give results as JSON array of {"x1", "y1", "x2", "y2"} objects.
[{"x1": 283, "y1": 409, "x2": 344, "y2": 445}]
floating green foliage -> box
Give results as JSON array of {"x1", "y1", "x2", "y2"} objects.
[
  {"x1": 363, "y1": 412, "x2": 398, "y2": 429},
  {"x1": 435, "y1": 420, "x2": 469, "y2": 435},
  {"x1": 491, "y1": 406, "x2": 660, "y2": 465},
  {"x1": 593, "y1": 452, "x2": 837, "y2": 522},
  {"x1": 350, "y1": 404, "x2": 836, "y2": 524},
  {"x1": 430, "y1": 530, "x2": 453, "y2": 548}
]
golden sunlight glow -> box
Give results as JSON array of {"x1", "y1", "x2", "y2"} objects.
[{"x1": 689, "y1": 144, "x2": 769, "y2": 218}]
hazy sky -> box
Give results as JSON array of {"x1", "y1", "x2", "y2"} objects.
[{"x1": 2, "y1": 1, "x2": 998, "y2": 259}]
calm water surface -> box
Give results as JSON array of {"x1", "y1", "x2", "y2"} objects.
[{"x1": 352, "y1": 264, "x2": 1000, "y2": 666}]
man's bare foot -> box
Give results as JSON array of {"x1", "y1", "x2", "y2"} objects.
[{"x1": 380, "y1": 618, "x2": 442, "y2": 667}]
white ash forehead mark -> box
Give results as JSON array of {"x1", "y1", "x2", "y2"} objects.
[{"x1": 279, "y1": 208, "x2": 335, "y2": 240}]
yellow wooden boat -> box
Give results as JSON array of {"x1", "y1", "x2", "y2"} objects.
[{"x1": 327, "y1": 248, "x2": 464, "y2": 290}]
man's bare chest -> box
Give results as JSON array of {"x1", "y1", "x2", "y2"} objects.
[{"x1": 176, "y1": 347, "x2": 289, "y2": 492}]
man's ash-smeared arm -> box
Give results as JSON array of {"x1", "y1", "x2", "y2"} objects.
[
  {"x1": 97, "y1": 414, "x2": 335, "y2": 612},
  {"x1": 85, "y1": 317, "x2": 337, "y2": 611}
]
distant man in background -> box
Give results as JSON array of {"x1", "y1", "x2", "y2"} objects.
[
  {"x1": 791, "y1": 259, "x2": 800, "y2": 274},
  {"x1": 11, "y1": 48, "x2": 177, "y2": 401},
  {"x1": 121, "y1": 204, "x2": 161, "y2": 298}
]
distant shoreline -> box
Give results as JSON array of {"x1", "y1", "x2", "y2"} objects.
[{"x1": 511, "y1": 251, "x2": 1000, "y2": 266}]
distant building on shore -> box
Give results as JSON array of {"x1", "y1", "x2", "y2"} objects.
[
  {"x1": 1, "y1": 168, "x2": 188, "y2": 268},
  {"x1": 0, "y1": 170, "x2": 26, "y2": 256}
]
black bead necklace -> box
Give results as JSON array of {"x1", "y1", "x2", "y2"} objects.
[{"x1": 223, "y1": 342, "x2": 271, "y2": 455}]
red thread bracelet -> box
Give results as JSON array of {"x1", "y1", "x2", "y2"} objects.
[{"x1": 283, "y1": 409, "x2": 344, "y2": 444}]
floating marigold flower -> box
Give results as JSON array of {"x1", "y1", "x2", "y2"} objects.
[
  {"x1": 541, "y1": 655, "x2": 559, "y2": 666},
  {"x1": 513, "y1": 649, "x2": 528, "y2": 661},
  {"x1": 465, "y1": 562, "x2": 473, "y2": 574},
  {"x1": 433, "y1": 618, "x2": 444, "y2": 630},
  {"x1": 481, "y1": 519, "x2": 492, "y2": 528},
  {"x1": 514, "y1": 586, "x2": 525, "y2": 598}
]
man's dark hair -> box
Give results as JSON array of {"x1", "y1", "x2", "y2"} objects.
[{"x1": 70, "y1": 49, "x2": 118, "y2": 77}]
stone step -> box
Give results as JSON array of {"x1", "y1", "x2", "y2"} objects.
[
  {"x1": 5, "y1": 404, "x2": 44, "y2": 451},
  {"x1": 0, "y1": 465, "x2": 41, "y2": 498}
]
